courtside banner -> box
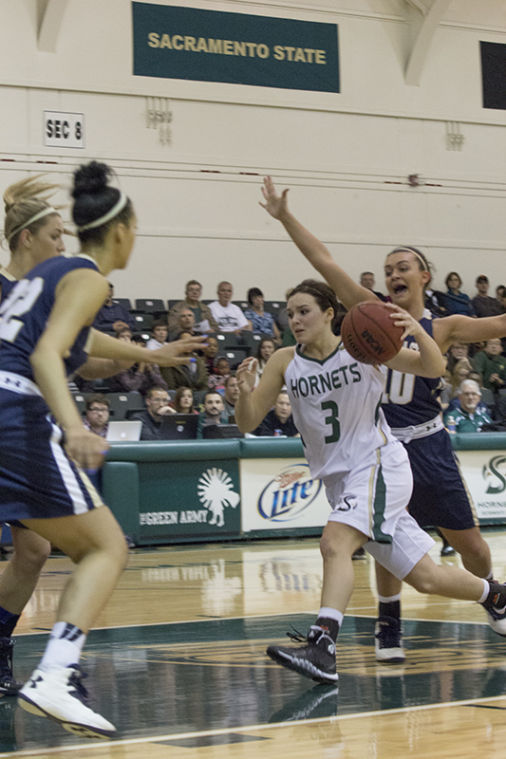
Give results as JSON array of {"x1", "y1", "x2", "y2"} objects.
[{"x1": 132, "y1": 2, "x2": 340, "y2": 93}]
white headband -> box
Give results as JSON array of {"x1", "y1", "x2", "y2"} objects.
[
  {"x1": 77, "y1": 191, "x2": 128, "y2": 232},
  {"x1": 7, "y1": 206, "x2": 57, "y2": 242}
]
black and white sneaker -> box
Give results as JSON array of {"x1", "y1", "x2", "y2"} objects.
[
  {"x1": 481, "y1": 582, "x2": 506, "y2": 637},
  {"x1": 0, "y1": 637, "x2": 22, "y2": 696},
  {"x1": 266, "y1": 625, "x2": 338, "y2": 684},
  {"x1": 375, "y1": 616, "x2": 405, "y2": 663},
  {"x1": 18, "y1": 664, "x2": 116, "y2": 738}
]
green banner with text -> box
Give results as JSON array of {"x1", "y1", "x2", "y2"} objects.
[{"x1": 132, "y1": 2, "x2": 340, "y2": 93}]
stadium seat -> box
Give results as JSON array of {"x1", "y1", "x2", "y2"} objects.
[
  {"x1": 72, "y1": 393, "x2": 87, "y2": 416},
  {"x1": 216, "y1": 332, "x2": 240, "y2": 348},
  {"x1": 112, "y1": 297, "x2": 132, "y2": 311},
  {"x1": 134, "y1": 298, "x2": 166, "y2": 315},
  {"x1": 224, "y1": 348, "x2": 249, "y2": 368},
  {"x1": 106, "y1": 392, "x2": 132, "y2": 420},
  {"x1": 132, "y1": 313, "x2": 154, "y2": 331}
]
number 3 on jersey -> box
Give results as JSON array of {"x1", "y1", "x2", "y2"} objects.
[
  {"x1": 0, "y1": 278, "x2": 44, "y2": 342},
  {"x1": 321, "y1": 399, "x2": 340, "y2": 443}
]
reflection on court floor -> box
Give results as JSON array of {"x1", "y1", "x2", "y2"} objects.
[{"x1": 3, "y1": 613, "x2": 505, "y2": 754}]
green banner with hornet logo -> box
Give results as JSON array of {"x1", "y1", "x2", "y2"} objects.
[{"x1": 132, "y1": 2, "x2": 340, "y2": 93}]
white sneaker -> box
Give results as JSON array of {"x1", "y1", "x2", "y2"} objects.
[{"x1": 18, "y1": 665, "x2": 116, "y2": 739}]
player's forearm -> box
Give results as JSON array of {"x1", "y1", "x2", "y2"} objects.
[
  {"x1": 77, "y1": 356, "x2": 133, "y2": 379},
  {"x1": 279, "y1": 211, "x2": 374, "y2": 309},
  {"x1": 88, "y1": 329, "x2": 159, "y2": 365},
  {"x1": 414, "y1": 331, "x2": 446, "y2": 378},
  {"x1": 235, "y1": 391, "x2": 264, "y2": 432}
]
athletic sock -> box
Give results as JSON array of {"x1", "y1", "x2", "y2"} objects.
[
  {"x1": 0, "y1": 607, "x2": 20, "y2": 638},
  {"x1": 39, "y1": 621, "x2": 86, "y2": 671},
  {"x1": 315, "y1": 607, "x2": 343, "y2": 642},
  {"x1": 378, "y1": 593, "x2": 401, "y2": 621}
]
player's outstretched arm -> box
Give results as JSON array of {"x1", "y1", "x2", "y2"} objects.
[
  {"x1": 88, "y1": 328, "x2": 207, "y2": 367},
  {"x1": 386, "y1": 306, "x2": 446, "y2": 378},
  {"x1": 235, "y1": 349, "x2": 291, "y2": 432},
  {"x1": 260, "y1": 176, "x2": 375, "y2": 310}
]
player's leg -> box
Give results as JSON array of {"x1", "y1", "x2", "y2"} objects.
[
  {"x1": 267, "y1": 521, "x2": 365, "y2": 684},
  {"x1": 374, "y1": 561, "x2": 404, "y2": 663},
  {"x1": 17, "y1": 507, "x2": 128, "y2": 738},
  {"x1": 439, "y1": 525, "x2": 491, "y2": 576},
  {"x1": 404, "y1": 552, "x2": 505, "y2": 618},
  {"x1": 0, "y1": 527, "x2": 51, "y2": 694}
]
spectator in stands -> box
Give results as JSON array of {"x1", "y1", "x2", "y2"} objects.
[
  {"x1": 222, "y1": 375, "x2": 240, "y2": 418},
  {"x1": 146, "y1": 320, "x2": 169, "y2": 350},
  {"x1": 197, "y1": 390, "x2": 229, "y2": 437},
  {"x1": 424, "y1": 278, "x2": 448, "y2": 317},
  {"x1": 168, "y1": 279, "x2": 218, "y2": 334},
  {"x1": 446, "y1": 342, "x2": 470, "y2": 373},
  {"x1": 447, "y1": 358, "x2": 474, "y2": 399},
  {"x1": 472, "y1": 338, "x2": 506, "y2": 391},
  {"x1": 442, "y1": 272, "x2": 475, "y2": 316},
  {"x1": 359, "y1": 271, "x2": 387, "y2": 302},
  {"x1": 170, "y1": 386, "x2": 198, "y2": 415},
  {"x1": 105, "y1": 327, "x2": 168, "y2": 395},
  {"x1": 82, "y1": 394, "x2": 111, "y2": 438},
  {"x1": 93, "y1": 282, "x2": 135, "y2": 333},
  {"x1": 133, "y1": 386, "x2": 176, "y2": 440},
  {"x1": 208, "y1": 356, "x2": 231, "y2": 391},
  {"x1": 202, "y1": 336, "x2": 220, "y2": 375},
  {"x1": 443, "y1": 380, "x2": 492, "y2": 433},
  {"x1": 209, "y1": 281, "x2": 252, "y2": 335},
  {"x1": 496, "y1": 284, "x2": 506, "y2": 302},
  {"x1": 472, "y1": 275, "x2": 502, "y2": 318},
  {"x1": 82, "y1": 397, "x2": 108, "y2": 435},
  {"x1": 161, "y1": 331, "x2": 208, "y2": 391},
  {"x1": 169, "y1": 308, "x2": 196, "y2": 341},
  {"x1": 243, "y1": 287, "x2": 281, "y2": 342},
  {"x1": 254, "y1": 337, "x2": 277, "y2": 386},
  {"x1": 253, "y1": 390, "x2": 299, "y2": 437}
]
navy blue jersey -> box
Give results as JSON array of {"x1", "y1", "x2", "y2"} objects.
[
  {"x1": 0, "y1": 268, "x2": 17, "y2": 302},
  {"x1": 381, "y1": 309, "x2": 442, "y2": 428},
  {"x1": 0, "y1": 255, "x2": 98, "y2": 380}
]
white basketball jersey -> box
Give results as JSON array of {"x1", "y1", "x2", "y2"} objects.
[{"x1": 284, "y1": 344, "x2": 399, "y2": 480}]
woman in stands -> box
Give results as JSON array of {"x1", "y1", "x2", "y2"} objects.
[
  {"x1": 0, "y1": 162, "x2": 204, "y2": 737},
  {"x1": 258, "y1": 176, "x2": 506, "y2": 663}
]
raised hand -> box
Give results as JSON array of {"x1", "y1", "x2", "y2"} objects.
[
  {"x1": 259, "y1": 176, "x2": 289, "y2": 220},
  {"x1": 236, "y1": 357, "x2": 257, "y2": 393},
  {"x1": 152, "y1": 335, "x2": 207, "y2": 366}
]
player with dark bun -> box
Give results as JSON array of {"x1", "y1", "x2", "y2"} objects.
[
  {"x1": 0, "y1": 162, "x2": 205, "y2": 737},
  {"x1": 234, "y1": 278, "x2": 506, "y2": 686},
  {"x1": 258, "y1": 175, "x2": 506, "y2": 663}
]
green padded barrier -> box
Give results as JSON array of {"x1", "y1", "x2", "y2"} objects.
[
  {"x1": 451, "y1": 432, "x2": 506, "y2": 451},
  {"x1": 239, "y1": 438, "x2": 304, "y2": 458},
  {"x1": 105, "y1": 439, "x2": 241, "y2": 461},
  {"x1": 101, "y1": 461, "x2": 140, "y2": 541}
]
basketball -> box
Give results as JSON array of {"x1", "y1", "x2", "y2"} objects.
[{"x1": 340, "y1": 301, "x2": 404, "y2": 364}]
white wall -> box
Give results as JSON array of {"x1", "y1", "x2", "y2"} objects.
[{"x1": 0, "y1": 0, "x2": 505, "y2": 301}]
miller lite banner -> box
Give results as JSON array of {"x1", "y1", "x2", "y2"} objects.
[{"x1": 240, "y1": 459, "x2": 330, "y2": 533}]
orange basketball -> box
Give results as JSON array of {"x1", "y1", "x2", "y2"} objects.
[{"x1": 340, "y1": 301, "x2": 403, "y2": 365}]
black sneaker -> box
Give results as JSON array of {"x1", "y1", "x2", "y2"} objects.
[
  {"x1": 0, "y1": 638, "x2": 22, "y2": 696},
  {"x1": 481, "y1": 582, "x2": 506, "y2": 637},
  {"x1": 266, "y1": 625, "x2": 338, "y2": 684},
  {"x1": 374, "y1": 616, "x2": 405, "y2": 663}
]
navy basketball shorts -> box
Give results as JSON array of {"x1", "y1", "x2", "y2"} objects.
[
  {"x1": 0, "y1": 389, "x2": 104, "y2": 522},
  {"x1": 403, "y1": 429, "x2": 478, "y2": 530}
]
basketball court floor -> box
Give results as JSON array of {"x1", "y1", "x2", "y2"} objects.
[{"x1": 1, "y1": 529, "x2": 505, "y2": 758}]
